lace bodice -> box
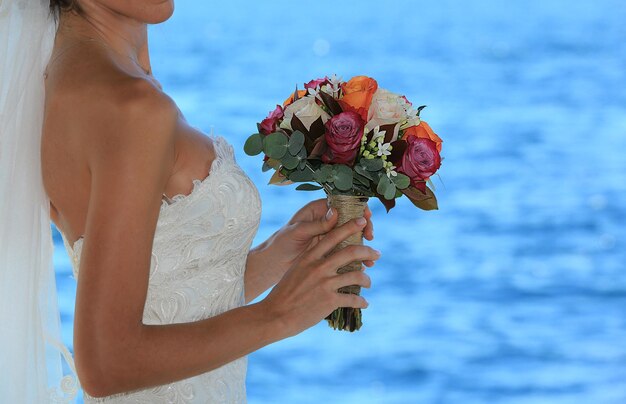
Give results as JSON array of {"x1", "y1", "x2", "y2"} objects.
[{"x1": 59, "y1": 134, "x2": 262, "y2": 403}]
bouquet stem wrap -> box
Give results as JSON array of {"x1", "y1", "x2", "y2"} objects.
[{"x1": 324, "y1": 194, "x2": 369, "y2": 332}]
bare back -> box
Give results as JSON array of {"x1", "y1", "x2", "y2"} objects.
[{"x1": 42, "y1": 43, "x2": 219, "y2": 248}]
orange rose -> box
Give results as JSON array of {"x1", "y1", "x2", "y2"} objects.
[
  {"x1": 338, "y1": 76, "x2": 378, "y2": 122},
  {"x1": 283, "y1": 90, "x2": 308, "y2": 107},
  {"x1": 402, "y1": 120, "x2": 442, "y2": 152}
]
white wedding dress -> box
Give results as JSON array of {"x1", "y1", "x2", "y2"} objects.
[{"x1": 59, "y1": 134, "x2": 262, "y2": 403}]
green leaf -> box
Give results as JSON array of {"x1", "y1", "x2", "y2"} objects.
[
  {"x1": 354, "y1": 164, "x2": 376, "y2": 181},
  {"x1": 262, "y1": 160, "x2": 273, "y2": 172},
  {"x1": 263, "y1": 132, "x2": 289, "y2": 159},
  {"x1": 384, "y1": 181, "x2": 396, "y2": 200},
  {"x1": 391, "y1": 172, "x2": 410, "y2": 189},
  {"x1": 376, "y1": 175, "x2": 396, "y2": 199},
  {"x1": 296, "y1": 183, "x2": 324, "y2": 191},
  {"x1": 288, "y1": 131, "x2": 305, "y2": 155},
  {"x1": 281, "y1": 152, "x2": 300, "y2": 170},
  {"x1": 289, "y1": 169, "x2": 314, "y2": 182},
  {"x1": 353, "y1": 171, "x2": 370, "y2": 186},
  {"x1": 314, "y1": 164, "x2": 334, "y2": 182},
  {"x1": 244, "y1": 133, "x2": 264, "y2": 156},
  {"x1": 333, "y1": 165, "x2": 353, "y2": 191},
  {"x1": 377, "y1": 175, "x2": 392, "y2": 196},
  {"x1": 361, "y1": 158, "x2": 384, "y2": 171}
]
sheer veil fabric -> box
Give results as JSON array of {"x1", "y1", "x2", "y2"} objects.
[{"x1": 0, "y1": 0, "x2": 79, "y2": 401}]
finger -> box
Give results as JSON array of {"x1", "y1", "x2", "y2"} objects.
[
  {"x1": 307, "y1": 216, "x2": 368, "y2": 260},
  {"x1": 326, "y1": 270, "x2": 372, "y2": 290},
  {"x1": 334, "y1": 292, "x2": 369, "y2": 309},
  {"x1": 322, "y1": 244, "x2": 381, "y2": 273},
  {"x1": 288, "y1": 198, "x2": 328, "y2": 225},
  {"x1": 290, "y1": 205, "x2": 337, "y2": 240},
  {"x1": 358, "y1": 205, "x2": 372, "y2": 241},
  {"x1": 362, "y1": 260, "x2": 375, "y2": 268}
]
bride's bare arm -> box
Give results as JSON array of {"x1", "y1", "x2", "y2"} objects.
[
  {"x1": 73, "y1": 81, "x2": 285, "y2": 397},
  {"x1": 243, "y1": 233, "x2": 284, "y2": 304}
]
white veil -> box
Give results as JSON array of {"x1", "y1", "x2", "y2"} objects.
[{"x1": 0, "y1": 0, "x2": 79, "y2": 401}]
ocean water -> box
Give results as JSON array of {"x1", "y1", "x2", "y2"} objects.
[{"x1": 52, "y1": 1, "x2": 626, "y2": 403}]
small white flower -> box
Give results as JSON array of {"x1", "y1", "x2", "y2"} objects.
[
  {"x1": 385, "y1": 163, "x2": 398, "y2": 178},
  {"x1": 328, "y1": 74, "x2": 343, "y2": 96},
  {"x1": 377, "y1": 140, "x2": 391, "y2": 157},
  {"x1": 371, "y1": 126, "x2": 386, "y2": 142}
]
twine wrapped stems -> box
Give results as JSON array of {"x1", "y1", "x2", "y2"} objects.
[{"x1": 324, "y1": 194, "x2": 370, "y2": 332}]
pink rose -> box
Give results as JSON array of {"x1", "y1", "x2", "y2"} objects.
[
  {"x1": 396, "y1": 136, "x2": 441, "y2": 190},
  {"x1": 305, "y1": 76, "x2": 330, "y2": 90},
  {"x1": 260, "y1": 105, "x2": 284, "y2": 135},
  {"x1": 322, "y1": 111, "x2": 365, "y2": 165}
]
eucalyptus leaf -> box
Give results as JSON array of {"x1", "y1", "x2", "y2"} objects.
[
  {"x1": 296, "y1": 183, "x2": 324, "y2": 191},
  {"x1": 333, "y1": 165, "x2": 353, "y2": 191},
  {"x1": 266, "y1": 157, "x2": 281, "y2": 170},
  {"x1": 289, "y1": 169, "x2": 314, "y2": 182},
  {"x1": 315, "y1": 164, "x2": 334, "y2": 182},
  {"x1": 334, "y1": 164, "x2": 353, "y2": 178},
  {"x1": 384, "y1": 181, "x2": 397, "y2": 200},
  {"x1": 262, "y1": 160, "x2": 272, "y2": 172},
  {"x1": 391, "y1": 172, "x2": 410, "y2": 189},
  {"x1": 263, "y1": 132, "x2": 289, "y2": 159},
  {"x1": 353, "y1": 172, "x2": 370, "y2": 186},
  {"x1": 282, "y1": 152, "x2": 300, "y2": 169},
  {"x1": 354, "y1": 164, "x2": 375, "y2": 181},
  {"x1": 361, "y1": 158, "x2": 384, "y2": 171},
  {"x1": 377, "y1": 175, "x2": 392, "y2": 196},
  {"x1": 320, "y1": 164, "x2": 334, "y2": 177},
  {"x1": 244, "y1": 133, "x2": 264, "y2": 156},
  {"x1": 288, "y1": 131, "x2": 305, "y2": 155}
]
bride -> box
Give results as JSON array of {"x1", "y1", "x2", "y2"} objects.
[{"x1": 0, "y1": 0, "x2": 379, "y2": 402}]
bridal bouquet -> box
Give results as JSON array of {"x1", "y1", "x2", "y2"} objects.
[{"x1": 245, "y1": 75, "x2": 443, "y2": 331}]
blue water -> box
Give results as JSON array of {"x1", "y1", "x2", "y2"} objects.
[{"x1": 52, "y1": 1, "x2": 626, "y2": 402}]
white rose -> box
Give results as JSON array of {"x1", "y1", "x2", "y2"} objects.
[
  {"x1": 280, "y1": 95, "x2": 330, "y2": 132},
  {"x1": 365, "y1": 88, "x2": 408, "y2": 140}
]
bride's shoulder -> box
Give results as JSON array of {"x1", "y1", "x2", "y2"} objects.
[
  {"x1": 47, "y1": 56, "x2": 178, "y2": 144},
  {"x1": 44, "y1": 61, "x2": 179, "y2": 188}
]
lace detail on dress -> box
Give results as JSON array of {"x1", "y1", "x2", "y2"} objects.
[{"x1": 59, "y1": 134, "x2": 262, "y2": 403}]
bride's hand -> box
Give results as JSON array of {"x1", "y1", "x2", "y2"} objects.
[
  {"x1": 260, "y1": 216, "x2": 381, "y2": 338},
  {"x1": 268, "y1": 198, "x2": 375, "y2": 273}
]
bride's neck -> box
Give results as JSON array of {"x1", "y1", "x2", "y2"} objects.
[{"x1": 55, "y1": 6, "x2": 150, "y2": 75}]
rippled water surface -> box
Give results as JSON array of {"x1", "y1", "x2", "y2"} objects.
[{"x1": 53, "y1": 1, "x2": 626, "y2": 402}]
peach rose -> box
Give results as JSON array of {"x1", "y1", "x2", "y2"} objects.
[
  {"x1": 338, "y1": 76, "x2": 378, "y2": 122},
  {"x1": 401, "y1": 120, "x2": 442, "y2": 153}
]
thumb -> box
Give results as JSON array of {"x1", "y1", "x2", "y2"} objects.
[{"x1": 293, "y1": 206, "x2": 337, "y2": 239}]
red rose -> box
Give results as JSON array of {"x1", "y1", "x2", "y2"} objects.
[
  {"x1": 259, "y1": 105, "x2": 284, "y2": 135},
  {"x1": 321, "y1": 111, "x2": 365, "y2": 165},
  {"x1": 396, "y1": 136, "x2": 441, "y2": 190},
  {"x1": 305, "y1": 76, "x2": 330, "y2": 90}
]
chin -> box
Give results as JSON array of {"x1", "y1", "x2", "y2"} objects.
[
  {"x1": 142, "y1": 0, "x2": 175, "y2": 24},
  {"x1": 104, "y1": 0, "x2": 175, "y2": 24}
]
